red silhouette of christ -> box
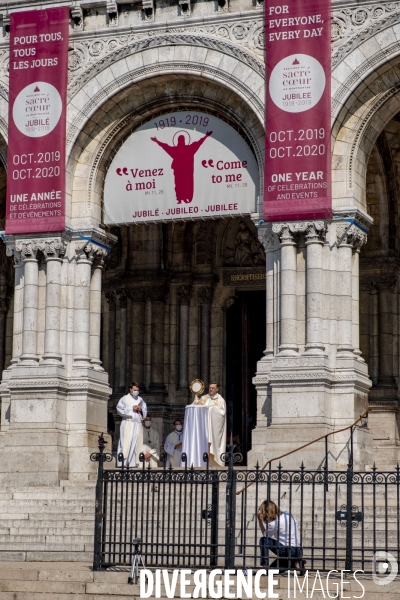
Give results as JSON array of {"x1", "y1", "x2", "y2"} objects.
[{"x1": 151, "y1": 131, "x2": 212, "y2": 204}]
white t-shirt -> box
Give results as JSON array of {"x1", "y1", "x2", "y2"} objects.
[{"x1": 264, "y1": 512, "x2": 301, "y2": 547}]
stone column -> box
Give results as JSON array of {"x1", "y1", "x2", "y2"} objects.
[
  {"x1": 42, "y1": 239, "x2": 66, "y2": 364},
  {"x1": 74, "y1": 243, "x2": 94, "y2": 367},
  {"x1": 90, "y1": 250, "x2": 106, "y2": 371},
  {"x1": 352, "y1": 248, "x2": 363, "y2": 360},
  {"x1": 304, "y1": 222, "x2": 326, "y2": 355},
  {"x1": 0, "y1": 298, "x2": 10, "y2": 372},
  {"x1": 149, "y1": 287, "x2": 166, "y2": 394},
  {"x1": 118, "y1": 291, "x2": 127, "y2": 388},
  {"x1": 144, "y1": 295, "x2": 152, "y2": 390},
  {"x1": 199, "y1": 286, "x2": 212, "y2": 384},
  {"x1": 378, "y1": 280, "x2": 397, "y2": 387},
  {"x1": 130, "y1": 289, "x2": 145, "y2": 386},
  {"x1": 6, "y1": 247, "x2": 23, "y2": 366},
  {"x1": 369, "y1": 286, "x2": 379, "y2": 386},
  {"x1": 178, "y1": 285, "x2": 191, "y2": 389},
  {"x1": 257, "y1": 226, "x2": 275, "y2": 359},
  {"x1": 336, "y1": 224, "x2": 368, "y2": 356},
  {"x1": 17, "y1": 241, "x2": 40, "y2": 363},
  {"x1": 336, "y1": 228, "x2": 355, "y2": 355},
  {"x1": 106, "y1": 291, "x2": 116, "y2": 390},
  {"x1": 272, "y1": 224, "x2": 299, "y2": 355}
]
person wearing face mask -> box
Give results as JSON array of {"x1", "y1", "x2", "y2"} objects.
[
  {"x1": 164, "y1": 419, "x2": 184, "y2": 468},
  {"x1": 194, "y1": 382, "x2": 227, "y2": 467},
  {"x1": 116, "y1": 382, "x2": 147, "y2": 468},
  {"x1": 138, "y1": 415, "x2": 160, "y2": 467}
]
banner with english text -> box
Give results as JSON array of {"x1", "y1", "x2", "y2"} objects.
[
  {"x1": 103, "y1": 111, "x2": 259, "y2": 225},
  {"x1": 264, "y1": 0, "x2": 332, "y2": 221},
  {"x1": 6, "y1": 7, "x2": 69, "y2": 234}
]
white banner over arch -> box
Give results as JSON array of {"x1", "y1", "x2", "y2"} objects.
[{"x1": 103, "y1": 111, "x2": 259, "y2": 224}]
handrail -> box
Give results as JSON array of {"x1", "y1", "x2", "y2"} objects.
[{"x1": 236, "y1": 407, "x2": 371, "y2": 495}]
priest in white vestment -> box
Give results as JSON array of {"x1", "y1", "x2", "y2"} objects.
[
  {"x1": 138, "y1": 416, "x2": 160, "y2": 467},
  {"x1": 117, "y1": 382, "x2": 147, "y2": 467},
  {"x1": 193, "y1": 382, "x2": 227, "y2": 467},
  {"x1": 164, "y1": 419, "x2": 184, "y2": 467}
]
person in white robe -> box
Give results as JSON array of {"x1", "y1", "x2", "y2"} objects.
[
  {"x1": 138, "y1": 416, "x2": 160, "y2": 468},
  {"x1": 164, "y1": 419, "x2": 184, "y2": 467},
  {"x1": 194, "y1": 382, "x2": 227, "y2": 467},
  {"x1": 117, "y1": 382, "x2": 147, "y2": 467}
]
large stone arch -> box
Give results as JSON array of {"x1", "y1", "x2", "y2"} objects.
[
  {"x1": 331, "y1": 21, "x2": 400, "y2": 211},
  {"x1": 65, "y1": 34, "x2": 265, "y2": 229}
]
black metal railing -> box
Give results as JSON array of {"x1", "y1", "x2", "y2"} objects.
[{"x1": 91, "y1": 432, "x2": 400, "y2": 574}]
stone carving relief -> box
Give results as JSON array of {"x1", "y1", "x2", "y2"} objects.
[
  {"x1": 0, "y1": 2, "x2": 396, "y2": 98},
  {"x1": 177, "y1": 285, "x2": 192, "y2": 305},
  {"x1": 198, "y1": 286, "x2": 213, "y2": 305},
  {"x1": 195, "y1": 221, "x2": 214, "y2": 266},
  {"x1": 257, "y1": 228, "x2": 274, "y2": 252},
  {"x1": 272, "y1": 220, "x2": 326, "y2": 243},
  {"x1": 336, "y1": 223, "x2": 367, "y2": 249},
  {"x1": 224, "y1": 220, "x2": 265, "y2": 266},
  {"x1": 332, "y1": 3, "x2": 400, "y2": 67},
  {"x1": 76, "y1": 241, "x2": 108, "y2": 263}
]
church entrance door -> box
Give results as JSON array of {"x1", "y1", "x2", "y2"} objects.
[{"x1": 225, "y1": 290, "x2": 266, "y2": 465}]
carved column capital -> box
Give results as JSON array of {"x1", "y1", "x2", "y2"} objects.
[
  {"x1": 105, "y1": 291, "x2": 116, "y2": 307},
  {"x1": 336, "y1": 223, "x2": 367, "y2": 249},
  {"x1": 305, "y1": 222, "x2": 326, "y2": 244},
  {"x1": 198, "y1": 286, "x2": 213, "y2": 305},
  {"x1": 41, "y1": 238, "x2": 67, "y2": 260},
  {"x1": 273, "y1": 220, "x2": 326, "y2": 241},
  {"x1": 6, "y1": 245, "x2": 22, "y2": 267},
  {"x1": 272, "y1": 223, "x2": 293, "y2": 245},
  {"x1": 117, "y1": 290, "x2": 128, "y2": 308},
  {"x1": 76, "y1": 241, "x2": 108, "y2": 264},
  {"x1": 15, "y1": 240, "x2": 39, "y2": 260},
  {"x1": 177, "y1": 285, "x2": 192, "y2": 305},
  {"x1": 257, "y1": 226, "x2": 274, "y2": 252}
]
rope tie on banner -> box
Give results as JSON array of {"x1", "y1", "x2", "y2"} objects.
[{"x1": 236, "y1": 408, "x2": 371, "y2": 495}]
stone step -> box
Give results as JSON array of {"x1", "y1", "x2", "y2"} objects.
[
  {"x1": 5, "y1": 519, "x2": 93, "y2": 528},
  {"x1": 0, "y1": 500, "x2": 93, "y2": 509},
  {"x1": 0, "y1": 595, "x2": 140, "y2": 600},
  {"x1": 10, "y1": 492, "x2": 95, "y2": 500},
  {"x1": 8, "y1": 527, "x2": 94, "y2": 536},
  {"x1": 0, "y1": 534, "x2": 94, "y2": 544}
]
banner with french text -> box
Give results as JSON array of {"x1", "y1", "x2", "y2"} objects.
[
  {"x1": 103, "y1": 111, "x2": 259, "y2": 225},
  {"x1": 6, "y1": 7, "x2": 69, "y2": 234},
  {"x1": 264, "y1": 0, "x2": 332, "y2": 221}
]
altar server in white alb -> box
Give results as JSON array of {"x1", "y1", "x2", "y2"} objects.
[
  {"x1": 138, "y1": 415, "x2": 160, "y2": 467},
  {"x1": 164, "y1": 419, "x2": 184, "y2": 467},
  {"x1": 195, "y1": 382, "x2": 227, "y2": 466},
  {"x1": 117, "y1": 382, "x2": 147, "y2": 467}
]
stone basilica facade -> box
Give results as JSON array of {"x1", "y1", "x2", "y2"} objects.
[{"x1": 0, "y1": 0, "x2": 399, "y2": 485}]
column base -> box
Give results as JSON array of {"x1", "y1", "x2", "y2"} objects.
[
  {"x1": 0, "y1": 365, "x2": 111, "y2": 485},
  {"x1": 42, "y1": 353, "x2": 62, "y2": 364},
  {"x1": 73, "y1": 356, "x2": 92, "y2": 368},
  {"x1": 148, "y1": 382, "x2": 167, "y2": 395},
  {"x1": 90, "y1": 358, "x2": 104, "y2": 371},
  {"x1": 337, "y1": 345, "x2": 354, "y2": 356},
  {"x1": 251, "y1": 355, "x2": 373, "y2": 470},
  {"x1": 303, "y1": 343, "x2": 325, "y2": 356},
  {"x1": 19, "y1": 354, "x2": 39, "y2": 364},
  {"x1": 278, "y1": 345, "x2": 299, "y2": 356}
]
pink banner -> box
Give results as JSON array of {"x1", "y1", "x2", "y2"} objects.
[
  {"x1": 264, "y1": 0, "x2": 332, "y2": 221},
  {"x1": 6, "y1": 7, "x2": 69, "y2": 234}
]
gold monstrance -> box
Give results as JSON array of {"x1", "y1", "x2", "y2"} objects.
[{"x1": 189, "y1": 379, "x2": 205, "y2": 404}]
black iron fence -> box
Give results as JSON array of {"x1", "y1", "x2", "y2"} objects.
[{"x1": 91, "y1": 435, "x2": 400, "y2": 574}]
